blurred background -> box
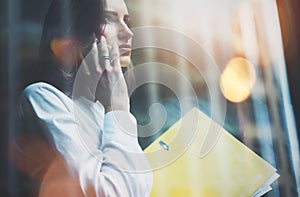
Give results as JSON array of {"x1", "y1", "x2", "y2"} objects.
[{"x1": 1, "y1": 0, "x2": 300, "y2": 196}]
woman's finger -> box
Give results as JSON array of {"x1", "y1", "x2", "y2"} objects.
[
  {"x1": 88, "y1": 37, "x2": 102, "y2": 75},
  {"x1": 98, "y1": 36, "x2": 111, "y2": 71},
  {"x1": 110, "y1": 42, "x2": 122, "y2": 73},
  {"x1": 78, "y1": 51, "x2": 90, "y2": 75}
]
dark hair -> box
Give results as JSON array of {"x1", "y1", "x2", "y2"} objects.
[{"x1": 38, "y1": 0, "x2": 106, "y2": 96}]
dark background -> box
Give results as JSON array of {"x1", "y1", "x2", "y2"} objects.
[
  {"x1": 277, "y1": 0, "x2": 300, "y2": 142},
  {"x1": 0, "y1": 0, "x2": 299, "y2": 196}
]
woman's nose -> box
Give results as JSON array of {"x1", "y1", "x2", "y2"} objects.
[{"x1": 118, "y1": 23, "x2": 134, "y2": 40}]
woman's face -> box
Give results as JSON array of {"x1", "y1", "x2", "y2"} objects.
[{"x1": 103, "y1": 0, "x2": 133, "y2": 67}]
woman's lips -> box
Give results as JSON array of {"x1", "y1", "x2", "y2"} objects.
[{"x1": 119, "y1": 44, "x2": 131, "y2": 56}]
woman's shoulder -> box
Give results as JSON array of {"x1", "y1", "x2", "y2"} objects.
[
  {"x1": 21, "y1": 82, "x2": 69, "y2": 101},
  {"x1": 20, "y1": 82, "x2": 72, "y2": 111},
  {"x1": 23, "y1": 82, "x2": 61, "y2": 96}
]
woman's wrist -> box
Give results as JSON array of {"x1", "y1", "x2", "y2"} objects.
[{"x1": 104, "y1": 104, "x2": 129, "y2": 113}]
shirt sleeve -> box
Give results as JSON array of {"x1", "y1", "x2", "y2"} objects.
[{"x1": 19, "y1": 82, "x2": 153, "y2": 197}]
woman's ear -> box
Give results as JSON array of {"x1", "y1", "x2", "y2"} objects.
[{"x1": 50, "y1": 38, "x2": 81, "y2": 67}]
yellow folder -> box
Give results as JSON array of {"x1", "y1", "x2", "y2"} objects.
[{"x1": 144, "y1": 108, "x2": 279, "y2": 197}]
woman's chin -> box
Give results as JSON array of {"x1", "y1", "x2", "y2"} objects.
[{"x1": 120, "y1": 56, "x2": 131, "y2": 67}]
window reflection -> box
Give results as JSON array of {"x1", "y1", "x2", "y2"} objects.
[{"x1": 3, "y1": 0, "x2": 300, "y2": 196}]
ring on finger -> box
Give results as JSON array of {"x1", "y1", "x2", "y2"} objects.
[{"x1": 102, "y1": 55, "x2": 110, "y2": 60}]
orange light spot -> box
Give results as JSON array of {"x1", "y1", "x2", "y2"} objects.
[
  {"x1": 219, "y1": 57, "x2": 256, "y2": 103},
  {"x1": 50, "y1": 38, "x2": 79, "y2": 67}
]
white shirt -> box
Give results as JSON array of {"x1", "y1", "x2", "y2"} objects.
[{"x1": 19, "y1": 82, "x2": 153, "y2": 197}]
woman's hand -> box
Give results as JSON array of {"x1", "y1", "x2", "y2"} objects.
[
  {"x1": 73, "y1": 35, "x2": 129, "y2": 113},
  {"x1": 95, "y1": 36, "x2": 129, "y2": 113}
]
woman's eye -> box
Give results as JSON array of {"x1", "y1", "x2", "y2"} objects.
[
  {"x1": 104, "y1": 17, "x2": 112, "y2": 23},
  {"x1": 124, "y1": 16, "x2": 131, "y2": 28},
  {"x1": 104, "y1": 15, "x2": 118, "y2": 24}
]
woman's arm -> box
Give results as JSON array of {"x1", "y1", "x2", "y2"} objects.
[{"x1": 19, "y1": 82, "x2": 153, "y2": 197}]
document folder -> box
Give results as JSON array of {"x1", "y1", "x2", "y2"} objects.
[{"x1": 144, "y1": 108, "x2": 279, "y2": 197}]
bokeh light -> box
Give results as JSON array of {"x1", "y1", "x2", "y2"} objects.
[{"x1": 219, "y1": 57, "x2": 256, "y2": 103}]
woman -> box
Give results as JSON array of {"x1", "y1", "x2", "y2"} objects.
[{"x1": 13, "y1": 0, "x2": 153, "y2": 196}]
